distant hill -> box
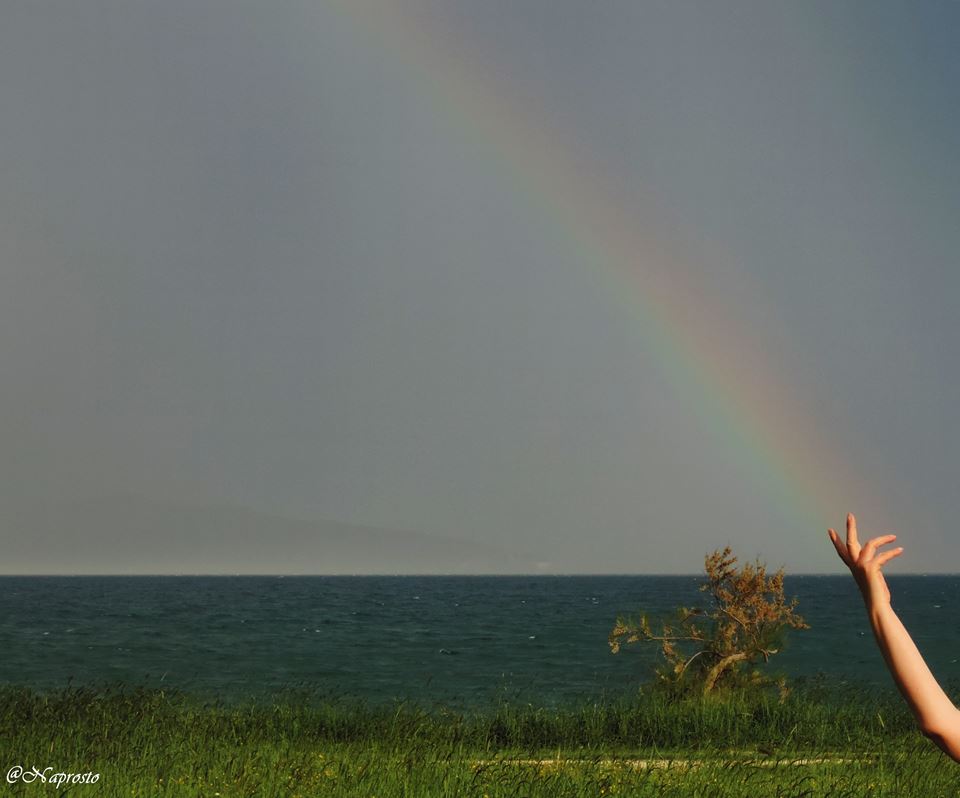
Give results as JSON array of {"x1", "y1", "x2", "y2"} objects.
[{"x1": 0, "y1": 494, "x2": 541, "y2": 575}]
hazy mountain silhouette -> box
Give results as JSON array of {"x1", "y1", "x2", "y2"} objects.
[{"x1": 0, "y1": 494, "x2": 546, "y2": 574}]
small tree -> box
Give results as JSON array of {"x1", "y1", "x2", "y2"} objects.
[{"x1": 609, "y1": 546, "x2": 809, "y2": 695}]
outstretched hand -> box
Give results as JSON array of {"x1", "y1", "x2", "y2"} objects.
[{"x1": 828, "y1": 512, "x2": 904, "y2": 607}]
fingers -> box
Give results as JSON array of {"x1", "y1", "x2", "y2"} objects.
[
  {"x1": 827, "y1": 529, "x2": 850, "y2": 565},
  {"x1": 829, "y1": 516, "x2": 902, "y2": 570},
  {"x1": 875, "y1": 546, "x2": 905, "y2": 568},
  {"x1": 862, "y1": 534, "x2": 898, "y2": 560},
  {"x1": 846, "y1": 512, "x2": 859, "y2": 551}
]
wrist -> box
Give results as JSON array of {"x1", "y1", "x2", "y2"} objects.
[
  {"x1": 864, "y1": 594, "x2": 893, "y2": 618},
  {"x1": 857, "y1": 577, "x2": 890, "y2": 607}
]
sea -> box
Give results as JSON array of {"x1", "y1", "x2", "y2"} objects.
[{"x1": 2, "y1": 575, "x2": 959, "y2": 710}]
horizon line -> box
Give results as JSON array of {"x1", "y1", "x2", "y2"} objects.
[{"x1": 0, "y1": 571, "x2": 947, "y2": 578}]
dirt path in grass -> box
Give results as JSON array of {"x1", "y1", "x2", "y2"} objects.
[{"x1": 472, "y1": 755, "x2": 872, "y2": 770}]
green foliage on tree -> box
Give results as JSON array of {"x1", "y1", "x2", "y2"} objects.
[{"x1": 609, "y1": 546, "x2": 810, "y2": 696}]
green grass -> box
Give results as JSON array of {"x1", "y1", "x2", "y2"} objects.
[{"x1": 2, "y1": 682, "x2": 959, "y2": 796}]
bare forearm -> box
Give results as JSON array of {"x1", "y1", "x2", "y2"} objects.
[
  {"x1": 829, "y1": 516, "x2": 960, "y2": 762},
  {"x1": 868, "y1": 600, "x2": 960, "y2": 755}
]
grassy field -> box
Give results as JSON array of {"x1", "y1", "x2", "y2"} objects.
[{"x1": 2, "y1": 681, "x2": 959, "y2": 796}]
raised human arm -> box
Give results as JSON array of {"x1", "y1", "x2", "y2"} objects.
[{"x1": 828, "y1": 513, "x2": 960, "y2": 761}]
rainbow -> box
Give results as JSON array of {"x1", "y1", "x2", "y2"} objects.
[{"x1": 325, "y1": 1, "x2": 894, "y2": 554}]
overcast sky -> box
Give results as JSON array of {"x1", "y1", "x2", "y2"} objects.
[{"x1": 2, "y1": 1, "x2": 959, "y2": 573}]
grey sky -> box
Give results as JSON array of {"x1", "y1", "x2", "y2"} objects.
[{"x1": 2, "y1": 1, "x2": 958, "y2": 573}]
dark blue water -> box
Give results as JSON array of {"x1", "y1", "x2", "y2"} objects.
[{"x1": 1, "y1": 576, "x2": 959, "y2": 709}]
